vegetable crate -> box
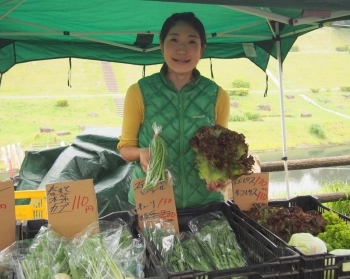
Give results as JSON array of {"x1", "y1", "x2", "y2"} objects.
[
  {"x1": 141, "y1": 202, "x2": 300, "y2": 279},
  {"x1": 14, "y1": 190, "x2": 47, "y2": 221},
  {"x1": 228, "y1": 195, "x2": 350, "y2": 279},
  {"x1": 21, "y1": 211, "x2": 165, "y2": 279}
]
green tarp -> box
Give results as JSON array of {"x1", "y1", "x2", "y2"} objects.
[
  {"x1": 1, "y1": 0, "x2": 350, "y2": 75},
  {"x1": 15, "y1": 127, "x2": 134, "y2": 216}
]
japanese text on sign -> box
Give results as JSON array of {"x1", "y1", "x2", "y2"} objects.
[
  {"x1": 232, "y1": 173, "x2": 269, "y2": 211},
  {"x1": 45, "y1": 179, "x2": 98, "y2": 238},
  {"x1": 133, "y1": 178, "x2": 179, "y2": 233},
  {"x1": 47, "y1": 184, "x2": 94, "y2": 214}
]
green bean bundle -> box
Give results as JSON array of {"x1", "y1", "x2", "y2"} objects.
[{"x1": 143, "y1": 123, "x2": 167, "y2": 192}]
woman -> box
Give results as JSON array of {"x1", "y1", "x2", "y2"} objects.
[{"x1": 117, "y1": 12, "x2": 230, "y2": 209}]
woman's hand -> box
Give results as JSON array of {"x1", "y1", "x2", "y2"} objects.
[
  {"x1": 206, "y1": 179, "x2": 227, "y2": 193},
  {"x1": 139, "y1": 147, "x2": 150, "y2": 173}
]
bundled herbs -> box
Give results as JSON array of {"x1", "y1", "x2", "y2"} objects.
[
  {"x1": 243, "y1": 204, "x2": 328, "y2": 242},
  {"x1": 143, "y1": 122, "x2": 168, "y2": 192},
  {"x1": 68, "y1": 220, "x2": 145, "y2": 279},
  {"x1": 6, "y1": 219, "x2": 146, "y2": 279},
  {"x1": 8, "y1": 226, "x2": 71, "y2": 279},
  {"x1": 189, "y1": 125, "x2": 255, "y2": 183},
  {"x1": 189, "y1": 212, "x2": 247, "y2": 271},
  {"x1": 143, "y1": 220, "x2": 187, "y2": 273},
  {"x1": 143, "y1": 212, "x2": 247, "y2": 277},
  {"x1": 181, "y1": 235, "x2": 213, "y2": 272}
]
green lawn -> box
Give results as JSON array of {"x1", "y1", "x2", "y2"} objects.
[{"x1": 0, "y1": 26, "x2": 349, "y2": 156}]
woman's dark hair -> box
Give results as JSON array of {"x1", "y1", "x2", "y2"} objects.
[{"x1": 159, "y1": 12, "x2": 206, "y2": 46}]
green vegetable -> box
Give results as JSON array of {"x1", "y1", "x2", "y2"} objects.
[
  {"x1": 19, "y1": 227, "x2": 71, "y2": 279},
  {"x1": 189, "y1": 125, "x2": 255, "y2": 183},
  {"x1": 143, "y1": 226, "x2": 187, "y2": 272},
  {"x1": 181, "y1": 237, "x2": 213, "y2": 272},
  {"x1": 143, "y1": 122, "x2": 167, "y2": 192},
  {"x1": 317, "y1": 211, "x2": 350, "y2": 251},
  {"x1": 194, "y1": 220, "x2": 247, "y2": 270},
  {"x1": 69, "y1": 234, "x2": 125, "y2": 279},
  {"x1": 288, "y1": 233, "x2": 327, "y2": 254}
]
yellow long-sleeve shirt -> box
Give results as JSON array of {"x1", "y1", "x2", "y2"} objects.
[{"x1": 117, "y1": 82, "x2": 230, "y2": 150}]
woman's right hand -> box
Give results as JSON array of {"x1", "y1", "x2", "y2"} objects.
[{"x1": 139, "y1": 147, "x2": 150, "y2": 173}]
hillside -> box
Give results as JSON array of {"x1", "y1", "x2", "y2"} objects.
[{"x1": 0, "y1": 26, "x2": 350, "y2": 156}]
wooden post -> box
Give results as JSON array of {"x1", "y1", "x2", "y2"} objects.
[{"x1": 260, "y1": 155, "x2": 350, "y2": 172}]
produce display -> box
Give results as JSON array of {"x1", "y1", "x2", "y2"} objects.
[
  {"x1": 189, "y1": 125, "x2": 255, "y2": 183},
  {"x1": 0, "y1": 219, "x2": 146, "y2": 279},
  {"x1": 243, "y1": 204, "x2": 328, "y2": 242},
  {"x1": 143, "y1": 211, "x2": 247, "y2": 276}
]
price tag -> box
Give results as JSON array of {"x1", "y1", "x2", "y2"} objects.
[
  {"x1": 45, "y1": 179, "x2": 98, "y2": 238},
  {"x1": 133, "y1": 178, "x2": 179, "y2": 233},
  {"x1": 232, "y1": 173, "x2": 269, "y2": 211},
  {"x1": 0, "y1": 181, "x2": 16, "y2": 251}
]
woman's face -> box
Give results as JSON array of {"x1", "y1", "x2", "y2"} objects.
[{"x1": 160, "y1": 21, "x2": 206, "y2": 75}]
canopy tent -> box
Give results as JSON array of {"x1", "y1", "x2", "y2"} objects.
[
  {"x1": 1, "y1": 0, "x2": 350, "y2": 75},
  {"x1": 1, "y1": 0, "x2": 350, "y2": 199}
]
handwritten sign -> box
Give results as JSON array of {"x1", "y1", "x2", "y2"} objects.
[
  {"x1": 45, "y1": 179, "x2": 98, "y2": 238},
  {"x1": 0, "y1": 181, "x2": 16, "y2": 251},
  {"x1": 232, "y1": 173, "x2": 269, "y2": 211},
  {"x1": 133, "y1": 178, "x2": 179, "y2": 233}
]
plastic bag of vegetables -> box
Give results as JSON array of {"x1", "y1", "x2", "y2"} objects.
[
  {"x1": 143, "y1": 122, "x2": 171, "y2": 192},
  {"x1": 288, "y1": 233, "x2": 327, "y2": 255},
  {"x1": 68, "y1": 219, "x2": 146, "y2": 279},
  {"x1": 0, "y1": 245, "x2": 16, "y2": 279},
  {"x1": 180, "y1": 231, "x2": 214, "y2": 272},
  {"x1": 188, "y1": 211, "x2": 247, "y2": 271},
  {"x1": 142, "y1": 218, "x2": 187, "y2": 272},
  {"x1": 4, "y1": 226, "x2": 71, "y2": 279}
]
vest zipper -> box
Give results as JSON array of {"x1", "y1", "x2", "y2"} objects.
[{"x1": 178, "y1": 89, "x2": 186, "y2": 208}]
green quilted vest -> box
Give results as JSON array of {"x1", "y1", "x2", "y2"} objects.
[{"x1": 128, "y1": 64, "x2": 224, "y2": 209}]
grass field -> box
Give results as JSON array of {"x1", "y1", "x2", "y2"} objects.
[{"x1": 0, "y1": 26, "x2": 350, "y2": 156}]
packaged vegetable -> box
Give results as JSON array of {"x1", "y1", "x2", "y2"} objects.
[
  {"x1": 143, "y1": 122, "x2": 170, "y2": 192},
  {"x1": 188, "y1": 211, "x2": 247, "y2": 271},
  {"x1": 288, "y1": 233, "x2": 327, "y2": 254}
]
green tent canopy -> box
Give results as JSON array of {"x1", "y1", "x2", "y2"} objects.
[{"x1": 1, "y1": 0, "x2": 349, "y2": 75}]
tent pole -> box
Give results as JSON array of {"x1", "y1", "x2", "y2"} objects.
[{"x1": 275, "y1": 22, "x2": 290, "y2": 200}]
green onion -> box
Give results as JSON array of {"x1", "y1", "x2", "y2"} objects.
[{"x1": 143, "y1": 123, "x2": 167, "y2": 192}]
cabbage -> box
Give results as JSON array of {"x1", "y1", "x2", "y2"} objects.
[{"x1": 288, "y1": 233, "x2": 327, "y2": 254}]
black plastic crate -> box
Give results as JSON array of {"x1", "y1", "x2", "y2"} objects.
[
  {"x1": 139, "y1": 202, "x2": 300, "y2": 279},
  {"x1": 21, "y1": 211, "x2": 134, "y2": 240},
  {"x1": 228, "y1": 195, "x2": 350, "y2": 279},
  {"x1": 21, "y1": 211, "x2": 164, "y2": 279}
]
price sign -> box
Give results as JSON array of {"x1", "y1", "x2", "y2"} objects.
[
  {"x1": 45, "y1": 179, "x2": 98, "y2": 238},
  {"x1": 133, "y1": 178, "x2": 179, "y2": 233},
  {"x1": 232, "y1": 173, "x2": 269, "y2": 211},
  {"x1": 0, "y1": 181, "x2": 16, "y2": 251}
]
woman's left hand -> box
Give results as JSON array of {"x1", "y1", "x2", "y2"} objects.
[{"x1": 206, "y1": 179, "x2": 227, "y2": 193}]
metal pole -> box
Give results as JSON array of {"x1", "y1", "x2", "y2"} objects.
[{"x1": 275, "y1": 22, "x2": 290, "y2": 200}]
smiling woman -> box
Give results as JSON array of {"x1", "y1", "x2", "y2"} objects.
[{"x1": 117, "y1": 12, "x2": 232, "y2": 210}]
